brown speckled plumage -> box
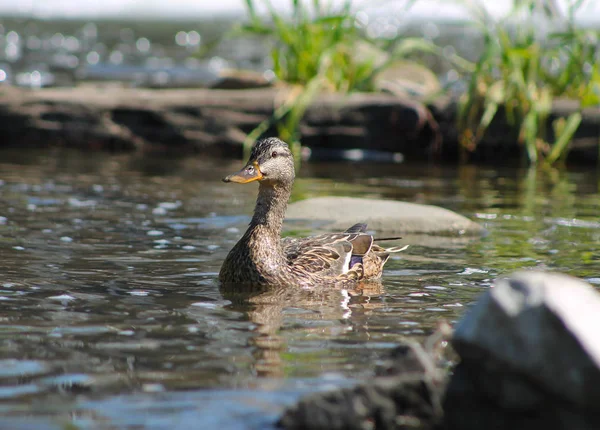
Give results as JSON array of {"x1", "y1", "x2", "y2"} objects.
[{"x1": 219, "y1": 138, "x2": 407, "y2": 287}]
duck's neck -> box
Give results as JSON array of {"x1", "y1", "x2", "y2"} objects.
[{"x1": 249, "y1": 181, "x2": 292, "y2": 235}]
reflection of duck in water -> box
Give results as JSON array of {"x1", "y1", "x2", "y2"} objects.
[
  {"x1": 220, "y1": 281, "x2": 385, "y2": 378},
  {"x1": 219, "y1": 138, "x2": 407, "y2": 288}
]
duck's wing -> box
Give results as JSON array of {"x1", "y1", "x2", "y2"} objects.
[
  {"x1": 282, "y1": 223, "x2": 369, "y2": 259},
  {"x1": 282, "y1": 229, "x2": 374, "y2": 279},
  {"x1": 283, "y1": 232, "x2": 371, "y2": 262},
  {"x1": 289, "y1": 240, "x2": 352, "y2": 277}
]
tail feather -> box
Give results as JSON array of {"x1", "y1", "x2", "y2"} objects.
[
  {"x1": 385, "y1": 245, "x2": 409, "y2": 253},
  {"x1": 339, "y1": 225, "x2": 408, "y2": 281},
  {"x1": 361, "y1": 244, "x2": 409, "y2": 280},
  {"x1": 374, "y1": 236, "x2": 403, "y2": 242},
  {"x1": 345, "y1": 223, "x2": 368, "y2": 233}
]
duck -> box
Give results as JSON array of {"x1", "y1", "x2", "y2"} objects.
[{"x1": 219, "y1": 137, "x2": 408, "y2": 287}]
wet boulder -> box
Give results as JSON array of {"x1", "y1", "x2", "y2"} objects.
[
  {"x1": 445, "y1": 271, "x2": 600, "y2": 430},
  {"x1": 286, "y1": 196, "x2": 485, "y2": 236}
]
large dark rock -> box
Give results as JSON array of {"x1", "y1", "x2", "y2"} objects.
[{"x1": 445, "y1": 271, "x2": 600, "y2": 430}]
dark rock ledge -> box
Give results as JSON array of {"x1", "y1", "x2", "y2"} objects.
[
  {"x1": 278, "y1": 271, "x2": 600, "y2": 430},
  {"x1": 0, "y1": 86, "x2": 439, "y2": 159},
  {"x1": 0, "y1": 85, "x2": 597, "y2": 163}
]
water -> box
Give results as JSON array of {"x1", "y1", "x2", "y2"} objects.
[{"x1": 0, "y1": 150, "x2": 599, "y2": 429}]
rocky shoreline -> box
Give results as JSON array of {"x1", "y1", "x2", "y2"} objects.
[{"x1": 1, "y1": 85, "x2": 598, "y2": 163}]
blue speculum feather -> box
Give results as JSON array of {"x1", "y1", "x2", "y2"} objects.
[{"x1": 350, "y1": 255, "x2": 363, "y2": 268}]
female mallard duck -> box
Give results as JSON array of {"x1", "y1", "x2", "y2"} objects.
[{"x1": 219, "y1": 137, "x2": 407, "y2": 287}]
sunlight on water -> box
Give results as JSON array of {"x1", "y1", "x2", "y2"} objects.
[{"x1": 0, "y1": 150, "x2": 598, "y2": 428}]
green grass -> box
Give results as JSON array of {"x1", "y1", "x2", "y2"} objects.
[
  {"x1": 236, "y1": 0, "x2": 598, "y2": 165},
  {"x1": 457, "y1": 0, "x2": 599, "y2": 165},
  {"x1": 236, "y1": 0, "x2": 441, "y2": 157},
  {"x1": 240, "y1": 0, "x2": 436, "y2": 92}
]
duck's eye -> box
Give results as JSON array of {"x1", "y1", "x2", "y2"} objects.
[{"x1": 271, "y1": 151, "x2": 278, "y2": 158}]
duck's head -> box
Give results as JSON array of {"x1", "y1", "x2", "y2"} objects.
[{"x1": 223, "y1": 138, "x2": 295, "y2": 186}]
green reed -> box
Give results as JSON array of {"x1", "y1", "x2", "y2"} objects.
[
  {"x1": 238, "y1": 0, "x2": 440, "y2": 157},
  {"x1": 457, "y1": 0, "x2": 599, "y2": 165}
]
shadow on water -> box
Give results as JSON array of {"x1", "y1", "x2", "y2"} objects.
[{"x1": 0, "y1": 149, "x2": 598, "y2": 428}]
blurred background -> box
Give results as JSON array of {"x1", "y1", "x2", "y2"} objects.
[{"x1": 1, "y1": 0, "x2": 598, "y2": 89}]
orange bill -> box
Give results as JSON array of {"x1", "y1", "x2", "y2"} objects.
[{"x1": 222, "y1": 161, "x2": 263, "y2": 184}]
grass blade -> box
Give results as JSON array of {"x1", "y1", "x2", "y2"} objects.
[
  {"x1": 546, "y1": 112, "x2": 582, "y2": 164},
  {"x1": 522, "y1": 111, "x2": 539, "y2": 164}
]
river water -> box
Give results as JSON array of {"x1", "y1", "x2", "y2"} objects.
[{"x1": 0, "y1": 150, "x2": 598, "y2": 429}]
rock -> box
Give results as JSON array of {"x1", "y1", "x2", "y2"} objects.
[
  {"x1": 0, "y1": 85, "x2": 595, "y2": 163},
  {"x1": 211, "y1": 69, "x2": 275, "y2": 89},
  {"x1": 374, "y1": 60, "x2": 441, "y2": 101},
  {"x1": 435, "y1": 98, "x2": 600, "y2": 163},
  {"x1": 454, "y1": 271, "x2": 600, "y2": 405},
  {"x1": 0, "y1": 87, "x2": 437, "y2": 157},
  {"x1": 445, "y1": 271, "x2": 600, "y2": 430},
  {"x1": 278, "y1": 325, "x2": 451, "y2": 430},
  {"x1": 286, "y1": 196, "x2": 484, "y2": 236},
  {"x1": 299, "y1": 92, "x2": 440, "y2": 158}
]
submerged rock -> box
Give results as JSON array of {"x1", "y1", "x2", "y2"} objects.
[
  {"x1": 446, "y1": 271, "x2": 600, "y2": 430},
  {"x1": 286, "y1": 196, "x2": 484, "y2": 236}
]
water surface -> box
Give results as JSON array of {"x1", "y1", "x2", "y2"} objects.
[{"x1": 0, "y1": 150, "x2": 598, "y2": 429}]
